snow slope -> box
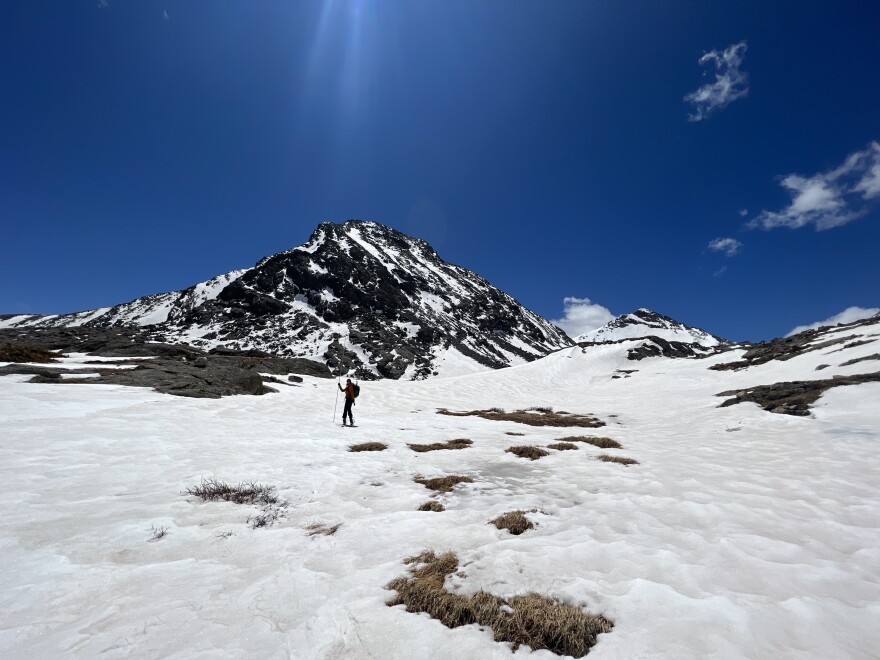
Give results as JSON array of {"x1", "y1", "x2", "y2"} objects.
[{"x1": 1, "y1": 320, "x2": 878, "y2": 658}]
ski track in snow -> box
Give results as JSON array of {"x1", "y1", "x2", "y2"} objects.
[{"x1": 1, "y1": 331, "x2": 879, "y2": 659}]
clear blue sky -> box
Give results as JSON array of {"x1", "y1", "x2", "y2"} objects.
[{"x1": 2, "y1": 1, "x2": 878, "y2": 341}]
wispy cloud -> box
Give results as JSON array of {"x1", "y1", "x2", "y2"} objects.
[
  {"x1": 739, "y1": 208, "x2": 749, "y2": 217},
  {"x1": 164, "y1": 9, "x2": 169, "y2": 20},
  {"x1": 713, "y1": 265, "x2": 728, "y2": 277},
  {"x1": 749, "y1": 141, "x2": 880, "y2": 231},
  {"x1": 552, "y1": 297, "x2": 615, "y2": 338},
  {"x1": 684, "y1": 41, "x2": 749, "y2": 122},
  {"x1": 708, "y1": 237, "x2": 742, "y2": 257},
  {"x1": 786, "y1": 306, "x2": 879, "y2": 336}
]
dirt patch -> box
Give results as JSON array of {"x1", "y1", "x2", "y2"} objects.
[
  {"x1": 349, "y1": 442, "x2": 387, "y2": 452},
  {"x1": 408, "y1": 438, "x2": 472, "y2": 453},
  {"x1": 717, "y1": 371, "x2": 880, "y2": 416},
  {"x1": 506, "y1": 446, "x2": 550, "y2": 461},
  {"x1": 548, "y1": 442, "x2": 578, "y2": 451},
  {"x1": 387, "y1": 551, "x2": 612, "y2": 657},
  {"x1": 0, "y1": 343, "x2": 64, "y2": 363},
  {"x1": 559, "y1": 435, "x2": 622, "y2": 449},
  {"x1": 414, "y1": 475, "x2": 474, "y2": 493},
  {"x1": 489, "y1": 510, "x2": 534, "y2": 535},
  {"x1": 418, "y1": 500, "x2": 445, "y2": 512},
  {"x1": 438, "y1": 408, "x2": 604, "y2": 428},
  {"x1": 597, "y1": 455, "x2": 638, "y2": 466}
]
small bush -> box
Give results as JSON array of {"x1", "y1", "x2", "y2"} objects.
[
  {"x1": 548, "y1": 442, "x2": 578, "y2": 451},
  {"x1": 185, "y1": 477, "x2": 278, "y2": 505},
  {"x1": 248, "y1": 506, "x2": 284, "y2": 528},
  {"x1": 506, "y1": 446, "x2": 550, "y2": 461},
  {"x1": 559, "y1": 435, "x2": 622, "y2": 449},
  {"x1": 489, "y1": 511, "x2": 534, "y2": 535},
  {"x1": 418, "y1": 500, "x2": 445, "y2": 512},
  {"x1": 597, "y1": 454, "x2": 638, "y2": 466},
  {"x1": 409, "y1": 438, "x2": 472, "y2": 452},
  {"x1": 527, "y1": 406, "x2": 554, "y2": 413},
  {"x1": 349, "y1": 442, "x2": 387, "y2": 452},
  {"x1": 414, "y1": 475, "x2": 474, "y2": 492},
  {"x1": 387, "y1": 551, "x2": 612, "y2": 657}
]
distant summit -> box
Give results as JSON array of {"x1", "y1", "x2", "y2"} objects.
[
  {"x1": 0, "y1": 220, "x2": 573, "y2": 379},
  {"x1": 576, "y1": 308, "x2": 728, "y2": 347}
]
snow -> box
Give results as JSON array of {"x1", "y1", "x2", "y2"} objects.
[{"x1": 3, "y1": 321, "x2": 877, "y2": 658}]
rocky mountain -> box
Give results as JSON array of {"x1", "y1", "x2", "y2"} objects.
[
  {"x1": 0, "y1": 221, "x2": 573, "y2": 379},
  {"x1": 576, "y1": 308, "x2": 728, "y2": 347}
]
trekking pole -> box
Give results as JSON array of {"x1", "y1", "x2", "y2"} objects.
[{"x1": 332, "y1": 338, "x2": 341, "y2": 424}]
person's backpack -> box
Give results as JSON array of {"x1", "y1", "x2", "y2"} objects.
[{"x1": 352, "y1": 383, "x2": 360, "y2": 399}]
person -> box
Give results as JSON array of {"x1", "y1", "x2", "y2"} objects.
[{"x1": 339, "y1": 378, "x2": 355, "y2": 426}]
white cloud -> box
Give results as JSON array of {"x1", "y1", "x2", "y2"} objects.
[
  {"x1": 739, "y1": 208, "x2": 749, "y2": 217},
  {"x1": 750, "y1": 141, "x2": 880, "y2": 231},
  {"x1": 786, "y1": 306, "x2": 879, "y2": 336},
  {"x1": 684, "y1": 41, "x2": 749, "y2": 122},
  {"x1": 708, "y1": 237, "x2": 742, "y2": 257},
  {"x1": 552, "y1": 297, "x2": 615, "y2": 338}
]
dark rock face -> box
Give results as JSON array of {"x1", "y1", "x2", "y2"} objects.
[
  {"x1": 0, "y1": 326, "x2": 330, "y2": 398},
  {"x1": 0, "y1": 221, "x2": 572, "y2": 379},
  {"x1": 626, "y1": 336, "x2": 718, "y2": 361},
  {"x1": 717, "y1": 372, "x2": 880, "y2": 416}
]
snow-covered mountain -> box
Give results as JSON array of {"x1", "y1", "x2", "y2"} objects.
[
  {"x1": 0, "y1": 221, "x2": 573, "y2": 379},
  {"x1": 576, "y1": 308, "x2": 728, "y2": 347}
]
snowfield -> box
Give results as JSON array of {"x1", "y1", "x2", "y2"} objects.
[{"x1": 1, "y1": 328, "x2": 879, "y2": 659}]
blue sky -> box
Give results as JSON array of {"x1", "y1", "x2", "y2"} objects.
[{"x1": 1, "y1": 1, "x2": 878, "y2": 341}]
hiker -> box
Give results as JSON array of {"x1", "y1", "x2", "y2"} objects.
[{"x1": 339, "y1": 378, "x2": 356, "y2": 426}]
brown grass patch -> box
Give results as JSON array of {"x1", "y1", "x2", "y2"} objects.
[
  {"x1": 408, "y1": 438, "x2": 472, "y2": 453},
  {"x1": 349, "y1": 442, "x2": 387, "y2": 452},
  {"x1": 387, "y1": 551, "x2": 612, "y2": 657},
  {"x1": 0, "y1": 344, "x2": 64, "y2": 363},
  {"x1": 306, "y1": 522, "x2": 341, "y2": 536},
  {"x1": 559, "y1": 435, "x2": 622, "y2": 449},
  {"x1": 548, "y1": 442, "x2": 578, "y2": 451},
  {"x1": 597, "y1": 454, "x2": 638, "y2": 466},
  {"x1": 418, "y1": 500, "x2": 445, "y2": 512},
  {"x1": 505, "y1": 431, "x2": 525, "y2": 436},
  {"x1": 414, "y1": 475, "x2": 474, "y2": 492},
  {"x1": 506, "y1": 446, "x2": 550, "y2": 461},
  {"x1": 438, "y1": 408, "x2": 604, "y2": 428},
  {"x1": 489, "y1": 510, "x2": 534, "y2": 535}
]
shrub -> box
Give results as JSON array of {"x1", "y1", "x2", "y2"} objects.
[
  {"x1": 185, "y1": 477, "x2": 278, "y2": 505},
  {"x1": 414, "y1": 475, "x2": 474, "y2": 492},
  {"x1": 506, "y1": 446, "x2": 550, "y2": 461},
  {"x1": 387, "y1": 551, "x2": 612, "y2": 657},
  {"x1": 597, "y1": 454, "x2": 638, "y2": 466},
  {"x1": 489, "y1": 511, "x2": 533, "y2": 535},
  {"x1": 559, "y1": 435, "x2": 622, "y2": 449},
  {"x1": 408, "y1": 438, "x2": 472, "y2": 452},
  {"x1": 349, "y1": 442, "x2": 387, "y2": 452}
]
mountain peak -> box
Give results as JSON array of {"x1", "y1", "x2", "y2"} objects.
[
  {"x1": 1, "y1": 221, "x2": 572, "y2": 379},
  {"x1": 577, "y1": 308, "x2": 727, "y2": 346}
]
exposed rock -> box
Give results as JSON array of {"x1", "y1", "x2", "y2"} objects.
[{"x1": 717, "y1": 372, "x2": 880, "y2": 416}]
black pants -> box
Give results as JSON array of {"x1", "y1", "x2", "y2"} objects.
[{"x1": 343, "y1": 398, "x2": 354, "y2": 425}]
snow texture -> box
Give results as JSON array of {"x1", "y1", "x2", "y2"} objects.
[{"x1": 1, "y1": 317, "x2": 878, "y2": 658}]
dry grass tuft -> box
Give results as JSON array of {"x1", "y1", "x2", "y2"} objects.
[
  {"x1": 408, "y1": 438, "x2": 472, "y2": 453},
  {"x1": 0, "y1": 343, "x2": 65, "y2": 363},
  {"x1": 506, "y1": 446, "x2": 550, "y2": 461},
  {"x1": 559, "y1": 435, "x2": 622, "y2": 449},
  {"x1": 438, "y1": 408, "x2": 604, "y2": 428},
  {"x1": 548, "y1": 442, "x2": 578, "y2": 451},
  {"x1": 418, "y1": 500, "x2": 445, "y2": 512},
  {"x1": 597, "y1": 454, "x2": 639, "y2": 466},
  {"x1": 489, "y1": 510, "x2": 534, "y2": 535},
  {"x1": 387, "y1": 551, "x2": 613, "y2": 657},
  {"x1": 185, "y1": 477, "x2": 279, "y2": 505},
  {"x1": 414, "y1": 475, "x2": 474, "y2": 493},
  {"x1": 349, "y1": 442, "x2": 387, "y2": 452},
  {"x1": 306, "y1": 522, "x2": 341, "y2": 536},
  {"x1": 505, "y1": 431, "x2": 525, "y2": 436}
]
